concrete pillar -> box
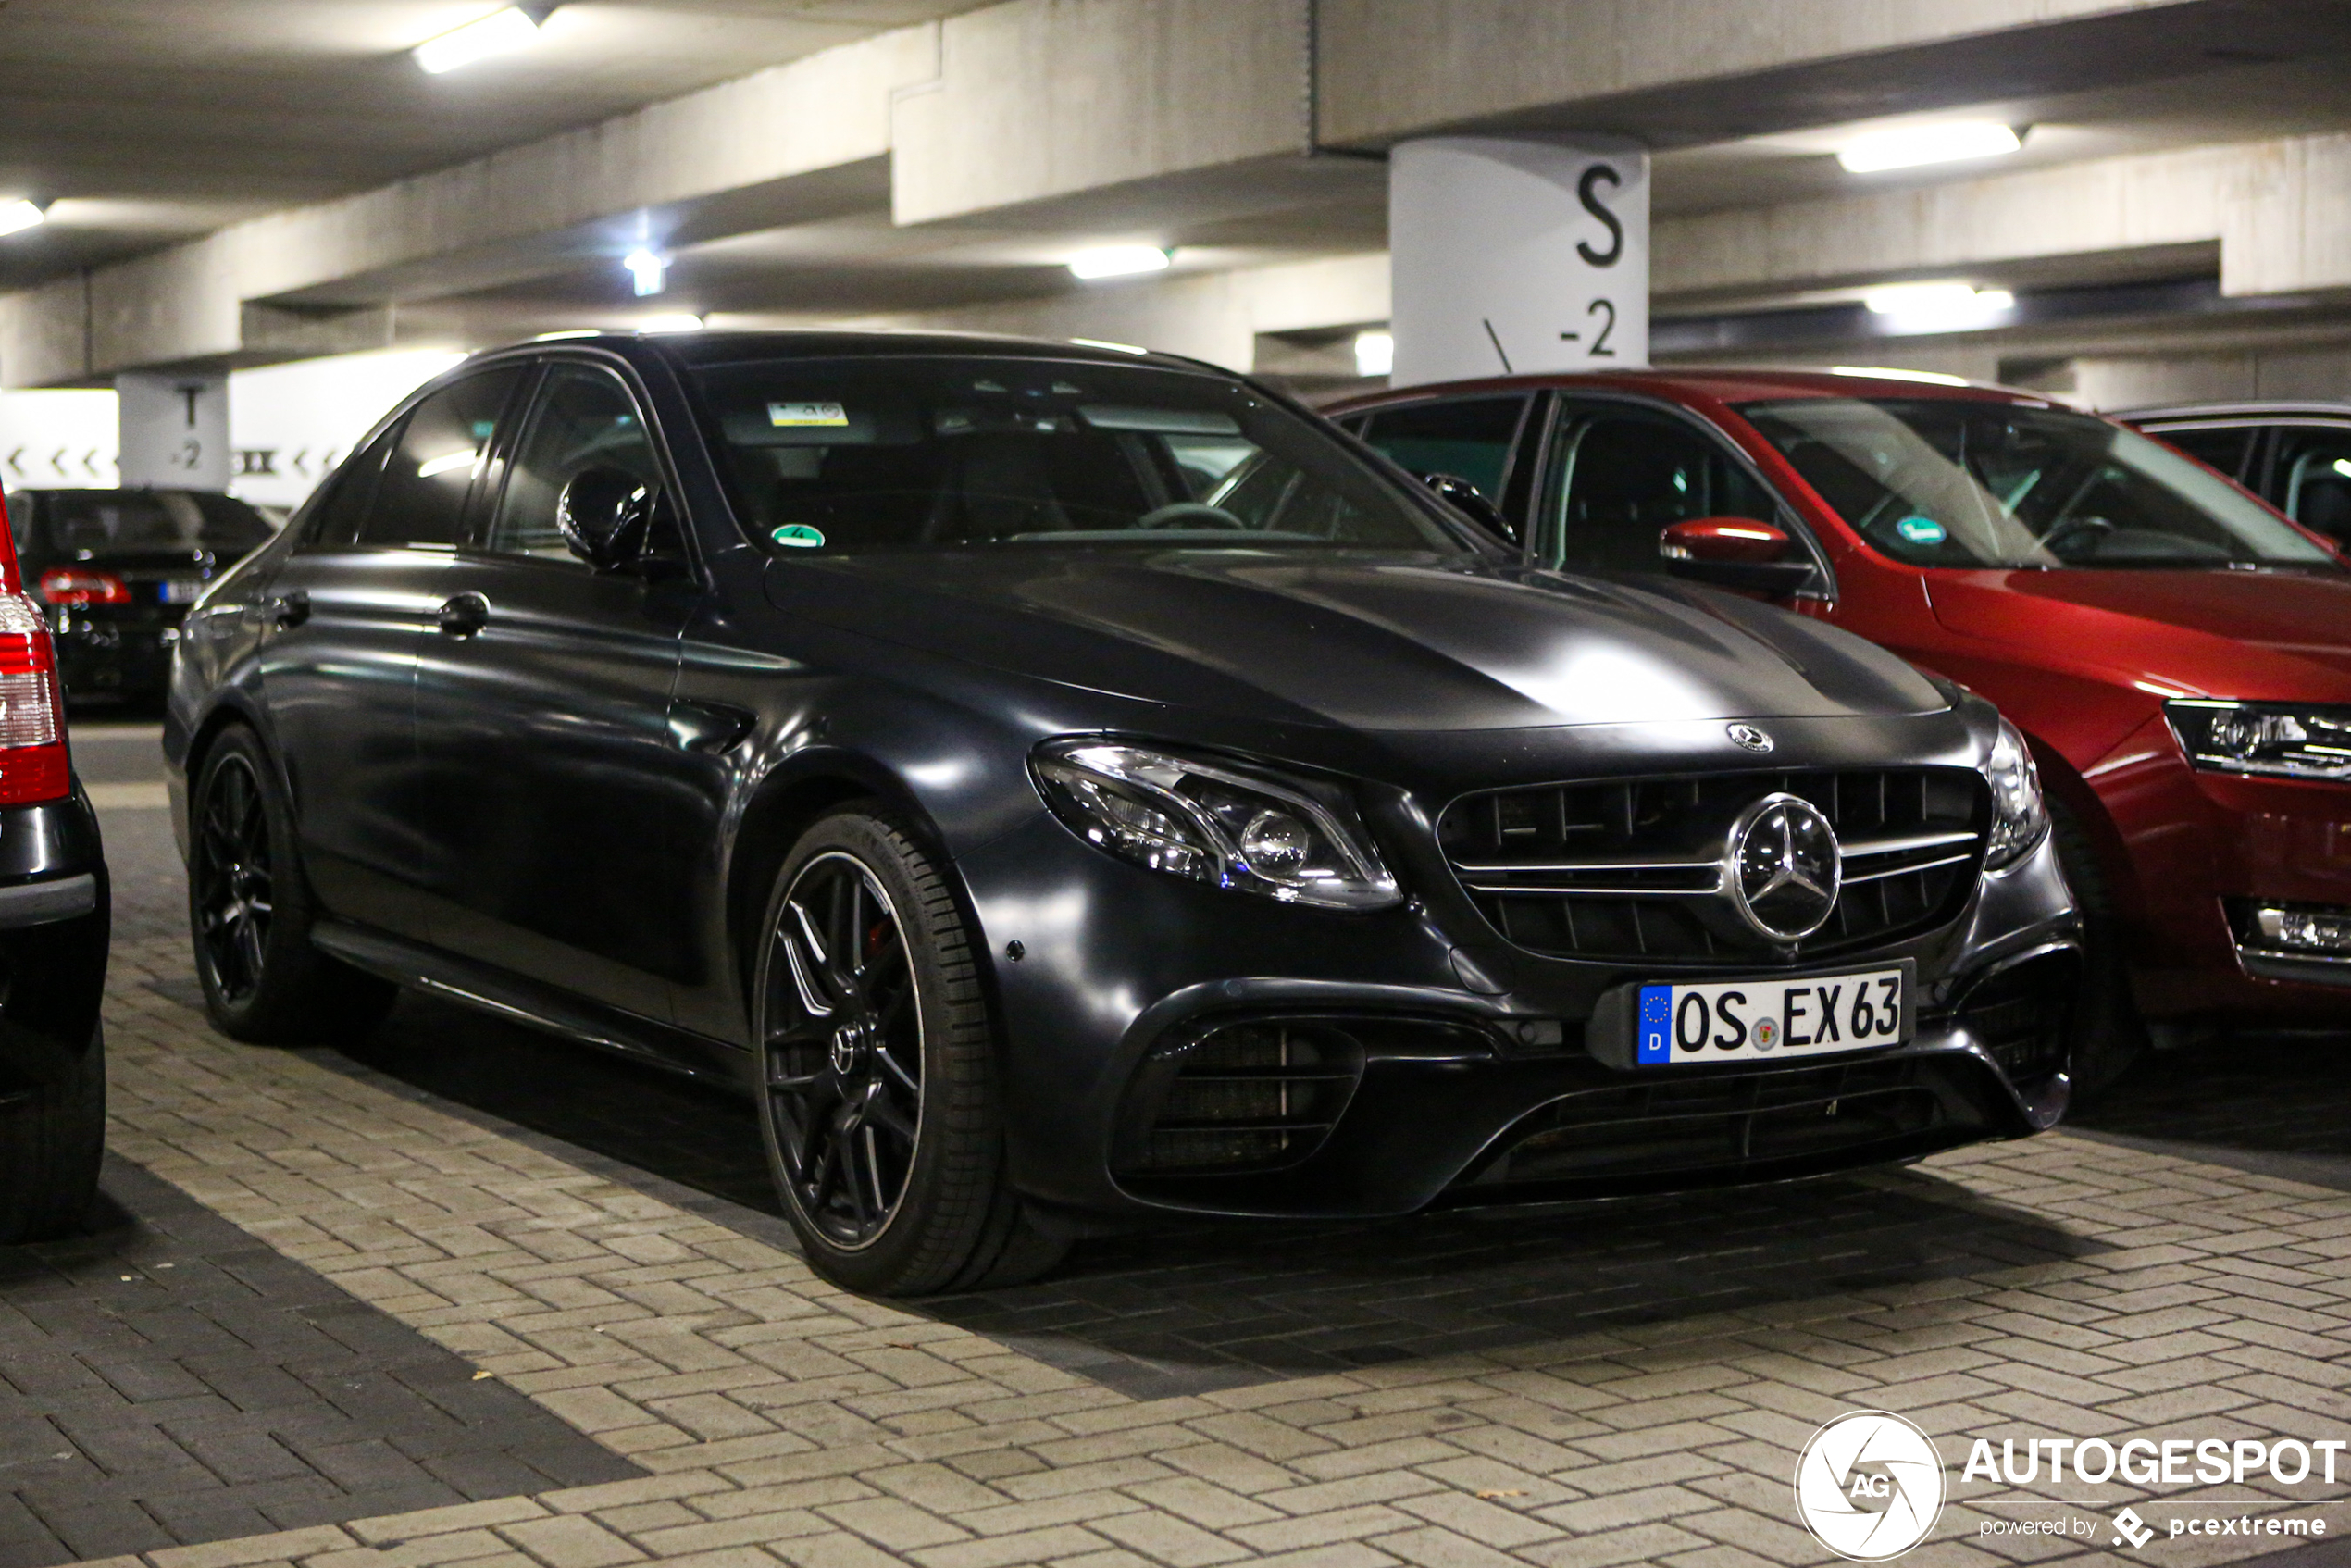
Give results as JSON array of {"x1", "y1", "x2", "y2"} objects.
[
  {"x1": 1389, "y1": 137, "x2": 1649, "y2": 386},
  {"x1": 117, "y1": 372, "x2": 229, "y2": 491}
]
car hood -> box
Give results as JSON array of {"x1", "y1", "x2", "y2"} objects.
[
  {"x1": 765, "y1": 549, "x2": 1947, "y2": 731},
  {"x1": 1924, "y1": 567, "x2": 2351, "y2": 696}
]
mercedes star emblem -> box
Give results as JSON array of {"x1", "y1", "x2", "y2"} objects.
[
  {"x1": 1726, "y1": 723, "x2": 1774, "y2": 753},
  {"x1": 1725, "y1": 792, "x2": 1841, "y2": 942}
]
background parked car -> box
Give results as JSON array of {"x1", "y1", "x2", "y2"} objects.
[
  {"x1": 5, "y1": 487, "x2": 278, "y2": 704},
  {"x1": 166, "y1": 333, "x2": 2075, "y2": 1296},
  {"x1": 2118, "y1": 402, "x2": 2351, "y2": 547},
  {"x1": 1337, "y1": 369, "x2": 2351, "y2": 1089},
  {"x1": 0, "y1": 496, "x2": 112, "y2": 1243}
]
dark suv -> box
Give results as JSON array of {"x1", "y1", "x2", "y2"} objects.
[
  {"x1": 168, "y1": 332, "x2": 2076, "y2": 1296},
  {"x1": 6, "y1": 487, "x2": 277, "y2": 703},
  {"x1": 0, "y1": 497, "x2": 112, "y2": 1243}
]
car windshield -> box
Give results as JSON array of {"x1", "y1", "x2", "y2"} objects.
[
  {"x1": 1736, "y1": 397, "x2": 2337, "y2": 570},
  {"x1": 690, "y1": 356, "x2": 1466, "y2": 555},
  {"x1": 42, "y1": 490, "x2": 275, "y2": 557}
]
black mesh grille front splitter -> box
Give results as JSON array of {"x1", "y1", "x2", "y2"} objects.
[{"x1": 1438, "y1": 768, "x2": 1988, "y2": 964}]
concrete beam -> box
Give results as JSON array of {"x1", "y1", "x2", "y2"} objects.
[{"x1": 1652, "y1": 132, "x2": 2351, "y2": 305}]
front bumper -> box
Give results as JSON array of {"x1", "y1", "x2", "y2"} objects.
[
  {"x1": 0, "y1": 791, "x2": 111, "y2": 1101},
  {"x1": 958, "y1": 808, "x2": 2078, "y2": 1222}
]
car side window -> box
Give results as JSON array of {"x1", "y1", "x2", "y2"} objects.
[
  {"x1": 1359, "y1": 395, "x2": 1531, "y2": 515},
  {"x1": 488, "y1": 365, "x2": 664, "y2": 563},
  {"x1": 2147, "y1": 424, "x2": 2255, "y2": 482},
  {"x1": 358, "y1": 367, "x2": 526, "y2": 548},
  {"x1": 1541, "y1": 409, "x2": 1779, "y2": 575},
  {"x1": 2274, "y1": 426, "x2": 2351, "y2": 545}
]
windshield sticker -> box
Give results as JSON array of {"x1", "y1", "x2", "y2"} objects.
[
  {"x1": 1896, "y1": 516, "x2": 1948, "y2": 544},
  {"x1": 768, "y1": 402, "x2": 849, "y2": 428},
  {"x1": 771, "y1": 525, "x2": 827, "y2": 549}
]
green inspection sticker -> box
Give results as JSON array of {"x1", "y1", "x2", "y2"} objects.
[
  {"x1": 1896, "y1": 516, "x2": 1948, "y2": 544},
  {"x1": 771, "y1": 524, "x2": 826, "y2": 549}
]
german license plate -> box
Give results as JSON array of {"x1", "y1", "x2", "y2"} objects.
[
  {"x1": 1635, "y1": 964, "x2": 1910, "y2": 1065},
  {"x1": 159, "y1": 579, "x2": 205, "y2": 604}
]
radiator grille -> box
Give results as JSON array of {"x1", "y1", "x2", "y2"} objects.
[{"x1": 1439, "y1": 768, "x2": 1986, "y2": 964}]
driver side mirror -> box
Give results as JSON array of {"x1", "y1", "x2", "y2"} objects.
[
  {"x1": 1419, "y1": 472, "x2": 1518, "y2": 545},
  {"x1": 558, "y1": 467, "x2": 655, "y2": 572},
  {"x1": 1659, "y1": 516, "x2": 1820, "y2": 598}
]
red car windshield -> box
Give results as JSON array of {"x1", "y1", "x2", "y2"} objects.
[{"x1": 1737, "y1": 397, "x2": 2337, "y2": 571}]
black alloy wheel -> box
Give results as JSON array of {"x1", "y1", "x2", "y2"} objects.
[
  {"x1": 192, "y1": 750, "x2": 273, "y2": 1006},
  {"x1": 187, "y1": 727, "x2": 396, "y2": 1044},
  {"x1": 753, "y1": 809, "x2": 1064, "y2": 1295},
  {"x1": 2048, "y1": 795, "x2": 2148, "y2": 1100}
]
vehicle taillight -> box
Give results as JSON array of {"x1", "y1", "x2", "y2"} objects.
[
  {"x1": 37, "y1": 566, "x2": 131, "y2": 606},
  {"x1": 0, "y1": 501, "x2": 69, "y2": 806}
]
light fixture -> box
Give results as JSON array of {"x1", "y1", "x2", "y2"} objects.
[
  {"x1": 414, "y1": 6, "x2": 546, "y2": 75},
  {"x1": 1861, "y1": 282, "x2": 2015, "y2": 330},
  {"x1": 1838, "y1": 122, "x2": 2022, "y2": 174},
  {"x1": 639, "y1": 314, "x2": 704, "y2": 334},
  {"x1": 2333, "y1": 457, "x2": 2351, "y2": 481},
  {"x1": 1068, "y1": 245, "x2": 1172, "y2": 281},
  {"x1": 1070, "y1": 338, "x2": 1148, "y2": 355},
  {"x1": 532, "y1": 329, "x2": 601, "y2": 341},
  {"x1": 623, "y1": 249, "x2": 668, "y2": 297},
  {"x1": 0, "y1": 200, "x2": 48, "y2": 237},
  {"x1": 1353, "y1": 330, "x2": 1394, "y2": 379}
]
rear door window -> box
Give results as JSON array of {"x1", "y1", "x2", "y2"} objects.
[{"x1": 357, "y1": 367, "x2": 526, "y2": 548}]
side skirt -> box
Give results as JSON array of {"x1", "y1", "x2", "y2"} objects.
[{"x1": 310, "y1": 919, "x2": 751, "y2": 1088}]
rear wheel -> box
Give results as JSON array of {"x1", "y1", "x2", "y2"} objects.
[
  {"x1": 0, "y1": 1024, "x2": 105, "y2": 1244},
  {"x1": 188, "y1": 727, "x2": 395, "y2": 1044},
  {"x1": 2050, "y1": 796, "x2": 2147, "y2": 1099},
  {"x1": 752, "y1": 808, "x2": 1063, "y2": 1295}
]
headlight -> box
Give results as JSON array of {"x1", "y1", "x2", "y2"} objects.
[
  {"x1": 1984, "y1": 718, "x2": 2048, "y2": 869},
  {"x1": 2166, "y1": 699, "x2": 2351, "y2": 781},
  {"x1": 1032, "y1": 740, "x2": 1402, "y2": 911}
]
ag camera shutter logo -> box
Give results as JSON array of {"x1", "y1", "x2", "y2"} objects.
[{"x1": 1794, "y1": 1411, "x2": 1947, "y2": 1561}]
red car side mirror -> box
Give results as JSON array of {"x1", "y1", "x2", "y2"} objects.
[
  {"x1": 1657, "y1": 517, "x2": 1821, "y2": 599},
  {"x1": 1659, "y1": 516, "x2": 1791, "y2": 564}
]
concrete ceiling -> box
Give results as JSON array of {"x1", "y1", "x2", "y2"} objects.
[{"x1": 0, "y1": 0, "x2": 998, "y2": 289}]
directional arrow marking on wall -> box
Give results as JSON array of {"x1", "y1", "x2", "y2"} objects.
[{"x1": 6, "y1": 448, "x2": 23, "y2": 478}]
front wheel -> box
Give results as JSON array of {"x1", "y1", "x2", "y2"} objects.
[
  {"x1": 2049, "y1": 796, "x2": 2147, "y2": 1099},
  {"x1": 752, "y1": 809, "x2": 1063, "y2": 1295},
  {"x1": 188, "y1": 727, "x2": 395, "y2": 1044}
]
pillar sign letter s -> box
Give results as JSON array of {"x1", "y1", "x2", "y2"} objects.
[{"x1": 1576, "y1": 166, "x2": 1623, "y2": 268}]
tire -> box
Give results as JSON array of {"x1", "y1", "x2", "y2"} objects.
[
  {"x1": 751, "y1": 807, "x2": 1065, "y2": 1295},
  {"x1": 2049, "y1": 796, "x2": 2148, "y2": 1100},
  {"x1": 0, "y1": 1024, "x2": 105, "y2": 1244},
  {"x1": 188, "y1": 727, "x2": 396, "y2": 1045}
]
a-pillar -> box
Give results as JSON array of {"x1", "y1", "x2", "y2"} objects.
[
  {"x1": 117, "y1": 371, "x2": 230, "y2": 491},
  {"x1": 1388, "y1": 137, "x2": 1650, "y2": 387}
]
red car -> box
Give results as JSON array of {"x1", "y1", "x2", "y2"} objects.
[{"x1": 1334, "y1": 368, "x2": 2350, "y2": 1086}]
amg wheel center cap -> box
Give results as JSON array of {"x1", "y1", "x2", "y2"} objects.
[
  {"x1": 1724, "y1": 792, "x2": 1842, "y2": 942},
  {"x1": 829, "y1": 1024, "x2": 865, "y2": 1076}
]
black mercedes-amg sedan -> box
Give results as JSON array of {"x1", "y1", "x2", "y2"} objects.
[{"x1": 166, "y1": 331, "x2": 2079, "y2": 1295}]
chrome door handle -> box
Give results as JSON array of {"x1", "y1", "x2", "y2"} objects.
[{"x1": 436, "y1": 592, "x2": 490, "y2": 638}]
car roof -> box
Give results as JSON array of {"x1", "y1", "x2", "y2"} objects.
[
  {"x1": 496, "y1": 328, "x2": 1223, "y2": 378},
  {"x1": 1326, "y1": 366, "x2": 2060, "y2": 414},
  {"x1": 2115, "y1": 400, "x2": 2351, "y2": 422}
]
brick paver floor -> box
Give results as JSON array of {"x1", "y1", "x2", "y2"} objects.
[{"x1": 6, "y1": 927, "x2": 2332, "y2": 1568}]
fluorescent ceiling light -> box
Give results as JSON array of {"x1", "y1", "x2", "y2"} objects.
[
  {"x1": 533, "y1": 329, "x2": 600, "y2": 341},
  {"x1": 2333, "y1": 457, "x2": 2351, "y2": 480},
  {"x1": 639, "y1": 314, "x2": 704, "y2": 334},
  {"x1": 1353, "y1": 330, "x2": 1394, "y2": 379},
  {"x1": 0, "y1": 200, "x2": 46, "y2": 237},
  {"x1": 1068, "y1": 246, "x2": 1172, "y2": 281},
  {"x1": 416, "y1": 450, "x2": 479, "y2": 479},
  {"x1": 415, "y1": 7, "x2": 544, "y2": 74},
  {"x1": 623, "y1": 250, "x2": 667, "y2": 297},
  {"x1": 1831, "y1": 366, "x2": 1974, "y2": 387},
  {"x1": 1838, "y1": 122, "x2": 2021, "y2": 174},
  {"x1": 1070, "y1": 337, "x2": 1148, "y2": 355},
  {"x1": 1862, "y1": 281, "x2": 2015, "y2": 329}
]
